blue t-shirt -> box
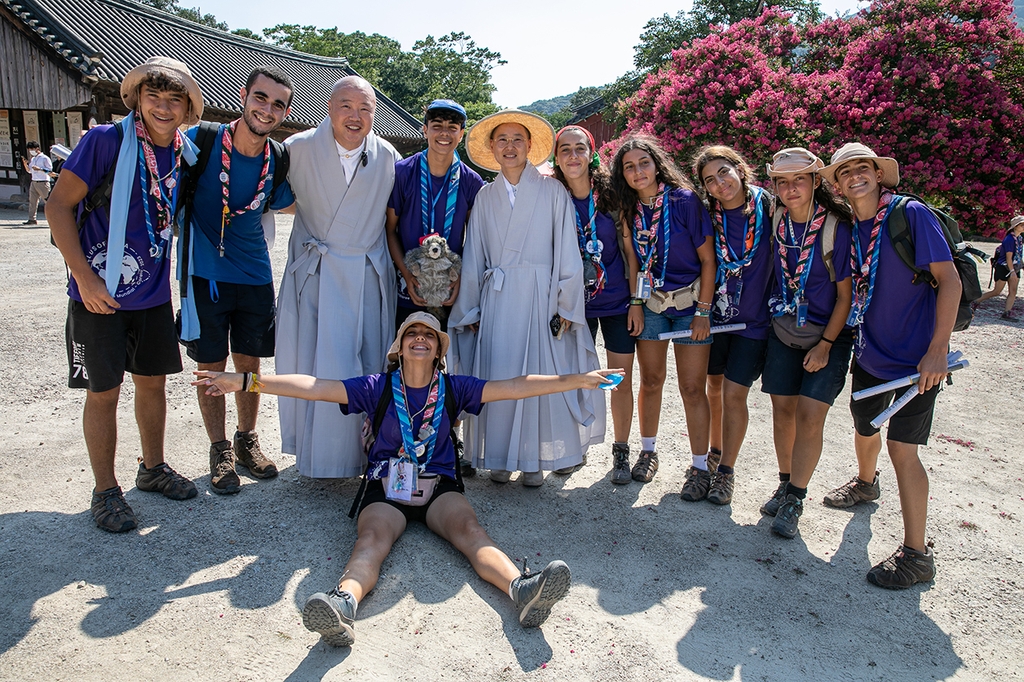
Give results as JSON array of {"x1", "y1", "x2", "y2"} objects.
[
  {"x1": 570, "y1": 196, "x2": 630, "y2": 318},
  {"x1": 857, "y1": 200, "x2": 953, "y2": 380},
  {"x1": 62, "y1": 124, "x2": 173, "y2": 310},
  {"x1": 713, "y1": 203, "x2": 774, "y2": 339},
  {"x1": 772, "y1": 217, "x2": 853, "y2": 327},
  {"x1": 186, "y1": 124, "x2": 295, "y2": 286},
  {"x1": 634, "y1": 187, "x2": 713, "y2": 316},
  {"x1": 388, "y1": 152, "x2": 485, "y2": 310},
  {"x1": 340, "y1": 373, "x2": 487, "y2": 480}
]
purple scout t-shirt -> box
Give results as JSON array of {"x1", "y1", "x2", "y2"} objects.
[
  {"x1": 996, "y1": 233, "x2": 1019, "y2": 268},
  {"x1": 388, "y1": 152, "x2": 485, "y2": 310},
  {"x1": 714, "y1": 204, "x2": 774, "y2": 339},
  {"x1": 62, "y1": 124, "x2": 173, "y2": 310},
  {"x1": 340, "y1": 373, "x2": 487, "y2": 480},
  {"x1": 634, "y1": 187, "x2": 713, "y2": 316},
  {"x1": 571, "y1": 196, "x2": 630, "y2": 318},
  {"x1": 857, "y1": 200, "x2": 953, "y2": 380},
  {"x1": 773, "y1": 218, "x2": 853, "y2": 327}
]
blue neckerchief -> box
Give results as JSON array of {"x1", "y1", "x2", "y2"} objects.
[
  {"x1": 105, "y1": 113, "x2": 137, "y2": 297},
  {"x1": 137, "y1": 139, "x2": 180, "y2": 260},
  {"x1": 171, "y1": 134, "x2": 202, "y2": 342},
  {"x1": 391, "y1": 370, "x2": 446, "y2": 471},
  {"x1": 715, "y1": 186, "x2": 765, "y2": 288},
  {"x1": 775, "y1": 211, "x2": 818, "y2": 315},
  {"x1": 633, "y1": 189, "x2": 672, "y2": 289},
  {"x1": 575, "y1": 191, "x2": 600, "y2": 256},
  {"x1": 848, "y1": 202, "x2": 894, "y2": 326},
  {"x1": 419, "y1": 151, "x2": 461, "y2": 241}
]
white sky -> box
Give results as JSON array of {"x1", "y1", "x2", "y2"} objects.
[{"x1": 199, "y1": 0, "x2": 866, "y2": 108}]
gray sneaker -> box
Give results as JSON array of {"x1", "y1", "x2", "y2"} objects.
[
  {"x1": 210, "y1": 441, "x2": 241, "y2": 495},
  {"x1": 760, "y1": 480, "x2": 789, "y2": 516},
  {"x1": 680, "y1": 466, "x2": 713, "y2": 501},
  {"x1": 610, "y1": 443, "x2": 631, "y2": 485},
  {"x1": 136, "y1": 462, "x2": 197, "y2": 500},
  {"x1": 303, "y1": 589, "x2": 357, "y2": 647},
  {"x1": 511, "y1": 560, "x2": 571, "y2": 628},
  {"x1": 823, "y1": 471, "x2": 880, "y2": 508},
  {"x1": 771, "y1": 494, "x2": 803, "y2": 538},
  {"x1": 706, "y1": 471, "x2": 735, "y2": 505},
  {"x1": 91, "y1": 486, "x2": 137, "y2": 533},
  {"x1": 867, "y1": 544, "x2": 936, "y2": 589}
]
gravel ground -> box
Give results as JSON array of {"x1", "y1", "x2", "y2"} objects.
[{"x1": 0, "y1": 208, "x2": 1021, "y2": 681}]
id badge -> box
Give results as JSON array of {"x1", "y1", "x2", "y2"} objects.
[
  {"x1": 635, "y1": 271, "x2": 652, "y2": 300},
  {"x1": 386, "y1": 457, "x2": 416, "y2": 502},
  {"x1": 796, "y1": 298, "x2": 809, "y2": 328},
  {"x1": 731, "y1": 277, "x2": 744, "y2": 307}
]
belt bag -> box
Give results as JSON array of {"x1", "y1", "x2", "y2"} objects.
[
  {"x1": 646, "y1": 280, "x2": 701, "y2": 315},
  {"x1": 772, "y1": 314, "x2": 825, "y2": 350},
  {"x1": 400, "y1": 474, "x2": 438, "y2": 507}
]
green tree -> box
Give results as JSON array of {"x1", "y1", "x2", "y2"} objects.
[
  {"x1": 231, "y1": 28, "x2": 263, "y2": 42},
  {"x1": 411, "y1": 32, "x2": 505, "y2": 118},
  {"x1": 139, "y1": 0, "x2": 227, "y2": 30}
]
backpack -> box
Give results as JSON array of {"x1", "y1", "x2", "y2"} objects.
[
  {"x1": 771, "y1": 209, "x2": 841, "y2": 283},
  {"x1": 886, "y1": 193, "x2": 986, "y2": 332},
  {"x1": 347, "y1": 370, "x2": 464, "y2": 518}
]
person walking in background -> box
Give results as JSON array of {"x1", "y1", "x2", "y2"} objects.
[
  {"x1": 975, "y1": 215, "x2": 1023, "y2": 320},
  {"x1": 22, "y1": 141, "x2": 53, "y2": 225}
]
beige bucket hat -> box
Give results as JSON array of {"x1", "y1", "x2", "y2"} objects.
[
  {"x1": 121, "y1": 56, "x2": 204, "y2": 125},
  {"x1": 766, "y1": 147, "x2": 825, "y2": 177},
  {"x1": 386, "y1": 312, "x2": 450, "y2": 369},
  {"x1": 1009, "y1": 215, "x2": 1024, "y2": 230},
  {"x1": 820, "y1": 142, "x2": 900, "y2": 188},
  {"x1": 466, "y1": 109, "x2": 554, "y2": 172}
]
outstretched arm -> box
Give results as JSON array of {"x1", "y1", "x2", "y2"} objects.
[
  {"x1": 480, "y1": 369, "x2": 622, "y2": 403},
  {"x1": 193, "y1": 371, "x2": 349, "y2": 403}
]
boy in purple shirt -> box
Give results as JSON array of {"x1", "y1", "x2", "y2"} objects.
[
  {"x1": 820, "y1": 143, "x2": 960, "y2": 589},
  {"x1": 47, "y1": 57, "x2": 205, "y2": 532}
]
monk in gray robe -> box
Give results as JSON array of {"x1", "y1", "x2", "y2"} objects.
[
  {"x1": 450, "y1": 110, "x2": 605, "y2": 486},
  {"x1": 278, "y1": 76, "x2": 402, "y2": 478}
]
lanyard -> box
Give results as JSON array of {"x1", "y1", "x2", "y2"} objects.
[
  {"x1": 714, "y1": 186, "x2": 764, "y2": 287},
  {"x1": 217, "y1": 120, "x2": 272, "y2": 257},
  {"x1": 849, "y1": 192, "x2": 895, "y2": 327},
  {"x1": 776, "y1": 205, "x2": 826, "y2": 311},
  {"x1": 420, "y1": 151, "x2": 461, "y2": 241},
  {"x1": 632, "y1": 184, "x2": 672, "y2": 289},
  {"x1": 134, "y1": 116, "x2": 183, "y2": 260},
  {"x1": 575, "y1": 192, "x2": 607, "y2": 300},
  {"x1": 392, "y1": 370, "x2": 446, "y2": 470}
]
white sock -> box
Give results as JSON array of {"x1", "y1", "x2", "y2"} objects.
[
  {"x1": 692, "y1": 453, "x2": 708, "y2": 471},
  {"x1": 641, "y1": 437, "x2": 657, "y2": 452},
  {"x1": 508, "y1": 578, "x2": 518, "y2": 599}
]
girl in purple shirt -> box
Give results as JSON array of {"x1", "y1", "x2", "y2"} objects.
[{"x1": 975, "y1": 215, "x2": 1023, "y2": 320}]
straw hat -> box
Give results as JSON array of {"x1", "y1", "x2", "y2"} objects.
[
  {"x1": 466, "y1": 109, "x2": 554, "y2": 172},
  {"x1": 386, "y1": 312, "x2": 450, "y2": 369},
  {"x1": 820, "y1": 142, "x2": 900, "y2": 188},
  {"x1": 1010, "y1": 215, "x2": 1024, "y2": 230},
  {"x1": 766, "y1": 147, "x2": 824, "y2": 177},
  {"x1": 121, "y1": 56, "x2": 204, "y2": 125}
]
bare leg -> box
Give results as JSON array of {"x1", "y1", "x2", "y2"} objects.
[
  {"x1": 197, "y1": 360, "x2": 228, "y2": 443},
  {"x1": 1005, "y1": 276, "x2": 1018, "y2": 313},
  {"x1": 975, "y1": 280, "x2": 1005, "y2": 303},
  {"x1": 635, "y1": 340, "x2": 668, "y2": 438},
  {"x1": 84, "y1": 386, "x2": 121, "y2": 491},
  {"x1": 232, "y1": 353, "x2": 260, "y2": 432},
  {"x1": 673, "y1": 343, "x2": 711, "y2": 455},
  {"x1": 707, "y1": 374, "x2": 724, "y2": 453},
  {"x1": 337, "y1": 503, "x2": 407, "y2": 602},
  {"x1": 606, "y1": 350, "x2": 635, "y2": 443},
  {"x1": 788, "y1": 397, "x2": 832, "y2": 489},
  {"x1": 854, "y1": 431, "x2": 883, "y2": 484},
  {"x1": 427, "y1": 492, "x2": 520, "y2": 591},
  {"x1": 887, "y1": 440, "x2": 929, "y2": 552},
  {"x1": 132, "y1": 374, "x2": 167, "y2": 469},
  {"x1": 719, "y1": 379, "x2": 751, "y2": 468},
  {"x1": 769, "y1": 394, "x2": 798, "y2": 476}
]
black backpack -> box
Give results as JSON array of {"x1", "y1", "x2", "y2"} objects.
[
  {"x1": 887, "y1": 193, "x2": 987, "y2": 331},
  {"x1": 347, "y1": 371, "x2": 464, "y2": 518}
]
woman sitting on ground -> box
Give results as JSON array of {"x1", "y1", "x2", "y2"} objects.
[{"x1": 194, "y1": 312, "x2": 619, "y2": 648}]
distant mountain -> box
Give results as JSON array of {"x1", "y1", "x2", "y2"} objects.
[{"x1": 520, "y1": 95, "x2": 572, "y2": 115}]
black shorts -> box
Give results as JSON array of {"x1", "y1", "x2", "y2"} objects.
[
  {"x1": 849, "y1": 362, "x2": 940, "y2": 445},
  {"x1": 707, "y1": 332, "x2": 768, "y2": 387},
  {"x1": 587, "y1": 313, "x2": 636, "y2": 355},
  {"x1": 181, "y1": 277, "x2": 276, "y2": 363},
  {"x1": 66, "y1": 299, "x2": 182, "y2": 393},
  {"x1": 358, "y1": 475, "x2": 463, "y2": 523},
  {"x1": 993, "y1": 262, "x2": 1020, "y2": 282},
  {"x1": 396, "y1": 304, "x2": 451, "y2": 332},
  {"x1": 761, "y1": 330, "x2": 854, "y2": 406}
]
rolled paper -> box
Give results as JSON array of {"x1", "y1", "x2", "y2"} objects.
[
  {"x1": 869, "y1": 360, "x2": 969, "y2": 428},
  {"x1": 658, "y1": 323, "x2": 746, "y2": 341},
  {"x1": 853, "y1": 351, "x2": 964, "y2": 401}
]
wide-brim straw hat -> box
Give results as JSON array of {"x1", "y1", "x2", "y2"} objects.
[
  {"x1": 820, "y1": 142, "x2": 900, "y2": 188},
  {"x1": 766, "y1": 147, "x2": 824, "y2": 177},
  {"x1": 1009, "y1": 215, "x2": 1024, "y2": 230},
  {"x1": 466, "y1": 109, "x2": 554, "y2": 172},
  {"x1": 386, "y1": 312, "x2": 450, "y2": 370},
  {"x1": 121, "y1": 56, "x2": 204, "y2": 125}
]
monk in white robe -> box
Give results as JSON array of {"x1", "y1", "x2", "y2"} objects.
[
  {"x1": 278, "y1": 77, "x2": 402, "y2": 478},
  {"x1": 450, "y1": 110, "x2": 604, "y2": 483}
]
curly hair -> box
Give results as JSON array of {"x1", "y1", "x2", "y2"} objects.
[
  {"x1": 552, "y1": 127, "x2": 617, "y2": 214},
  {"x1": 611, "y1": 135, "x2": 693, "y2": 228},
  {"x1": 691, "y1": 145, "x2": 757, "y2": 216}
]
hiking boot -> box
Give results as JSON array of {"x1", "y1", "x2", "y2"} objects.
[
  {"x1": 511, "y1": 560, "x2": 571, "y2": 628},
  {"x1": 522, "y1": 471, "x2": 545, "y2": 487},
  {"x1": 233, "y1": 430, "x2": 278, "y2": 479},
  {"x1": 771, "y1": 495, "x2": 803, "y2": 538},
  {"x1": 631, "y1": 450, "x2": 658, "y2": 483},
  {"x1": 136, "y1": 462, "x2": 197, "y2": 500},
  {"x1": 1001, "y1": 312, "x2": 1019, "y2": 321},
  {"x1": 680, "y1": 466, "x2": 713, "y2": 501},
  {"x1": 610, "y1": 443, "x2": 631, "y2": 485},
  {"x1": 706, "y1": 471, "x2": 735, "y2": 505},
  {"x1": 91, "y1": 486, "x2": 137, "y2": 533},
  {"x1": 706, "y1": 447, "x2": 722, "y2": 474},
  {"x1": 760, "y1": 480, "x2": 789, "y2": 516},
  {"x1": 823, "y1": 471, "x2": 880, "y2": 508},
  {"x1": 489, "y1": 469, "x2": 512, "y2": 484},
  {"x1": 453, "y1": 431, "x2": 475, "y2": 478},
  {"x1": 303, "y1": 588, "x2": 357, "y2": 647},
  {"x1": 866, "y1": 545, "x2": 936, "y2": 590},
  {"x1": 554, "y1": 455, "x2": 587, "y2": 475},
  {"x1": 210, "y1": 441, "x2": 241, "y2": 495}
]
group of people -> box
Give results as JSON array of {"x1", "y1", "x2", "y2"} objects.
[{"x1": 47, "y1": 54, "x2": 978, "y2": 649}]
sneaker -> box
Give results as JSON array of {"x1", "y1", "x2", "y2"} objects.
[
  {"x1": 610, "y1": 443, "x2": 631, "y2": 485},
  {"x1": 1001, "y1": 312, "x2": 1019, "y2": 321},
  {"x1": 489, "y1": 469, "x2": 512, "y2": 484},
  {"x1": 91, "y1": 486, "x2": 137, "y2": 533},
  {"x1": 210, "y1": 441, "x2": 241, "y2": 495},
  {"x1": 302, "y1": 588, "x2": 357, "y2": 647},
  {"x1": 554, "y1": 455, "x2": 586, "y2": 475},
  {"x1": 823, "y1": 471, "x2": 880, "y2": 508},
  {"x1": 680, "y1": 466, "x2": 713, "y2": 501},
  {"x1": 770, "y1": 494, "x2": 803, "y2": 538},
  {"x1": 706, "y1": 447, "x2": 722, "y2": 474},
  {"x1": 136, "y1": 462, "x2": 198, "y2": 500},
  {"x1": 23, "y1": 219, "x2": 38, "y2": 225},
  {"x1": 866, "y1": 545, "x2": 936, "y2": 589},
  {"x1": 706, "y1": 471, "x2": 735, "y2": 505},
  {"x1": 511, "y1": 560, "x2": 571, "y2": 628},
  {"x1": 760, "y1": 480, "x2": 789, "y2": 516},
  {"x1": 522, "y1": 471, "x2": 545, "y2": 487},
  {"x1": 233, "y1": 430, "x2": 278, "y2": 479},
  {"x1": 631, "y1": 450, "x2": 659, "y2": 483}
]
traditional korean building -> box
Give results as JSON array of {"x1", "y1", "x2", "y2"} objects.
[{"x1": 0, "y1": 0, "x2": 424, "y2": 198}]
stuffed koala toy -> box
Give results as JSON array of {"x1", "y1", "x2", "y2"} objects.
[{"x1": 403, "y1": 234, "x2": 462, "y2": 316}]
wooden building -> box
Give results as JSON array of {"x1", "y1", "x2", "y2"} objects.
[
  {"x1": 0, "y1": 0, "x2": 424, "y2": 198},
  {"x1": 566, "y1": 96, "x2": 616, "y2": 151}
]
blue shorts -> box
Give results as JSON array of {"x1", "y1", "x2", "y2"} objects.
[
  {"x1": 707, "y1": 332, "x2": 768, "y2": 387},
  {"x1": 637, "y1": 306, "x2": 712, "y2": 346},
  {"x1": 588, "y1": 313, "x2": 636, "y2": 354},
  {"x1": 761, "y1": 330, "x2": 854, "y2": 405}
]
